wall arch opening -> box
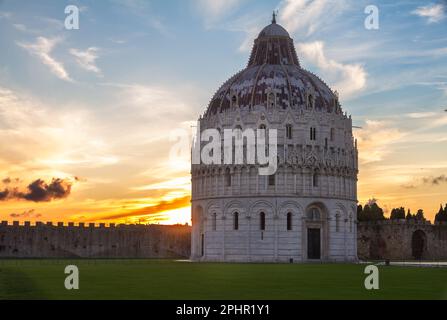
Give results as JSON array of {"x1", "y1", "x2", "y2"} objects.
[{"x1": 412, "y1": 230, "x2": 426, "y2": 260}]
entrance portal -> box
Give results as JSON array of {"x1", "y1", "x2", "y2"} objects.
[
  {"x1": 412, "y1": 230, "x2": 426, "y2": 260},
  {"x1": 307, "y1": 228, "x2": 321, "y2": 259}
]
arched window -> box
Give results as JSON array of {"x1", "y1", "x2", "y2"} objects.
[
  {"x1": 225, "y1": 168, "x2": 231, "y2": 187},
  {"x1": 310, "y1": 127, "x2": 316, "y2": 140},
  {"x1": 268, "y1": 174, "x2": 275, "y2": 186},
  {"x1": 201, "y1": 234, "x2": 204, "y2": 256},
  {"x1": 260, "y1": 212, "x2": 265, "y2": 230},
  {"x1": 307, "y1": 208, "x2": 321, "y2": 221},
  {"x1": 312, "y1": 170, "x2": 319, "y2": 187},
  {"x1": 287, "y1": 212, "x2": 292, "y2": 231},
  {"x1": 233, "y1": 212, "x2": 239, "y2": 230},
  {"x1": 286, "y1": 124, "x2": 292, "y2": 139},
  {"x1": 330, "y1": 128, "x2": 335, "y2": 141},
  {"x1": 335, "y1": 213, "x2": 340, "y2": 232},
  {"x1": 268, "y1": 92, "x2": 275, "y2": 108},
  {"x1": 349, "y1": 214, "x2": 353, "y2": 233},
  {"x1": 212, "y1": 213, "x2": 217, "y2": 231}
]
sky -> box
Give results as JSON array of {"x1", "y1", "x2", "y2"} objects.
[{"x1": 0, "y1": 0, "x2": 446, "y2": 225}]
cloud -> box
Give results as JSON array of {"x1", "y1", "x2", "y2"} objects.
[
  {"x1": 412, "y1": 3, "x2": 445, "y2": 23},
  {"x1": 39, "y1": 17, "x2": 65, "y2": 30},
  {"x1": 423, "y1": 175, "x2": 447, "y2": 185},
  {"x1": 2, "y1": 177, "x2": 11, "y2": 184},
  {"x1": 279, "y1": 0, "x2": 347, "y2": 36},
  {"x1": 220, "y1": 12, "x2": 268, "y2": 52},
  {"x1": 405, "y1": 112, "x2": 438, "y2": 119},
  {"x1": 69, "y1": 47, "x2": 102, "y2": 75},
  {"x1": 10, "y1": 209, "x2": 42, "y2": 219},
  {"x1": 17, "y1": 37, "x2": 72, "y2": 81},
  {"x1": 102, "y1": 82, "x2": 198, "y2": 121},
  {"x1": 110, "y1": 0, "x2": 172, "y2": 37},
  {"x1": 401, "y1": 184, "x2": 416, "y2": 189},
  {"x1": 297, "y1": 41, "x2": 367, "y2": 98},
  {"x1": 93, "y1": 195, "x2": 191, "y2": 221},
  {"x1": 195, "y1": 0, "x2": 243, "y2": 22},
  {"x1": 0, "y1": 81, "x2": 199, "y2": 223},
  {"x1": 0, "y1": 11, "x2": 12, "y2": 19},
  {"x1": 22, "y1": 178, "x2": 72, "y2": 202},
  {"x1": 133, "y1": 176, "x2": 190, "y2": 191},
  {"x1": 0, "y1": 189, "x2": 9, "y2": 200},
  {"x1": 0, "y1": 86, "x2": 119, "y2": 170},
  {"x1": 355, "y1": 120, "x2": 405, "y2": 163},
  {"x1": 0, "y1": 178, "x2": 74, "y2": 202},
  {"x1": 12, "y1": 23, "x2": 27, "y2": 32}
]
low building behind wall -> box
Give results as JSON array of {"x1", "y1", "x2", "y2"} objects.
[
  {"x1": 0, "y1": 221, "x2": 191, "y2": 259},
  {"x1": 357, "y1": 220, "x2": 447, "y2": 261}
]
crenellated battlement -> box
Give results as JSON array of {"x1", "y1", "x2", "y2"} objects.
[
  {"x1": 0, "y1": 220, "x2": 163, "y2": 228},
  {"x1": 0, "y1": 221, "x2": 191, "y2": 258}
]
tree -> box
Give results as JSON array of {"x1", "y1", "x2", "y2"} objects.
[
  {"x1": 358, "y1": 199, "x2": 385, "y2": 221},
  {"x1": 435, "y1": 204, "x2": 446, "y2": 222},
  {"x1": 405, "y1": 208, "x2": 415, "y2": 220},
  {"x1": 357, "y1": 204, "x2": 363, "y2": 217},
  {"x1": 415, "y1": 209, "x2": 425, "y2": 221},
  {"x1": 358, "y1": 204, "x2": 367, "y2": 222},
  {"x1": 390, "y1": 207, "x2": 405, "y2": 220},
  {"x1": 435, "y1": 204, "x2": 447, "y2": 223}
]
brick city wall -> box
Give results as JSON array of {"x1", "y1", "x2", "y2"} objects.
[
  {"x1": 357, "y1": 220, "x2": 447, "y2": 260},
  {"x1": 1, "y1": 220, "x2": 446, "y2": 260},
  {"x1": 0, "y1": 221, "x2": 191, "y2": 258}
]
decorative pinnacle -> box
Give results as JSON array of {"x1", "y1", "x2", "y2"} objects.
[{"x1": 272, "y1": 11, "x2": 277, "y2": 24}]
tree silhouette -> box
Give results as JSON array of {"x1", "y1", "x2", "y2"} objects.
[
  {"x1": 358, "y1": 199, "x2": 385, "y2": 221},
  {"x1": 390, "y1": 207, "x2": 405, "y2": 220},
  {"x1": 415, "y1": 209, "x2": 425, "y2": 221},
  {"x1": 435, "y1": 204, "x2": 447, "y2": 223}
]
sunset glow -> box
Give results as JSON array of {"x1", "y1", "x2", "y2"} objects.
[{"x1": 0, "y1": 1, "x2": 446, "y2": 225}]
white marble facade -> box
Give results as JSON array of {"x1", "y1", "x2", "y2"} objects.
[{"x1": 191, "y1": 16, "x2": 358, "y2": 263}]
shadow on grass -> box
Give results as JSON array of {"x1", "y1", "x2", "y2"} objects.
[{"x1": 0, "y1": 266, "x2": 48, "y2": 300}]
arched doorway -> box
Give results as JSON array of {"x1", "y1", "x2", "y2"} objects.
[
  {"x1": 307, "y1": 208, "x2": 321, "y2": 259},
  {"x1": 412, "y1": 230, "x2": 426, "y2": 260},
  {"x1": 304, "y1": 204, "x2": 328, "y2": 260},
  {"x1": 307, "y1": 227, "x2": 321, "y2": 259}
]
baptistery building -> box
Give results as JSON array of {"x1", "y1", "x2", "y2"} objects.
[{"x1": 191, "y1": 15, "x2": 358, "y2": 262}]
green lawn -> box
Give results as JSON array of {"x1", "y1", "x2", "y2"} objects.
[{"x1": 0, "y1": 259, "x2": 446, "y2": 300}]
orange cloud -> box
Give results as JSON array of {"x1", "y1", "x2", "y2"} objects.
[{"x1": 89, "y1": 195, "x2": 191, "y2": 221}]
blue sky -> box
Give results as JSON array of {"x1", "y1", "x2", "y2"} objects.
[{"x1": 0, "y1": 0, "x2": 446, "y2": 223}]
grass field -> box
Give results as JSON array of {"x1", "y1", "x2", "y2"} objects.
[{"x1": 0, "y1": 259, "x2": 446, "y2": 300}]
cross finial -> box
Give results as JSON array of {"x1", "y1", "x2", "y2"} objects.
[{"x1": 272, "y1": 11, "x2": 277, "y2": 24}]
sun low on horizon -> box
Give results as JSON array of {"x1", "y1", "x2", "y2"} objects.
[{"x1": 0, "y1": 0, "x2": 446, "y2": 225}]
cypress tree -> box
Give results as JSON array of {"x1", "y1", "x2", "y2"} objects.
[{"x1": 435, "y1": 204, "x2": 447, "y2": 223}]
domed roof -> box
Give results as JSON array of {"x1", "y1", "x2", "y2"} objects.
[
  {"x1": 204, "y1": 14, "x2": 338, "y2": 117},
  {"x1": 258, "y1": 22, "x2": 290, "y2": 38}
]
